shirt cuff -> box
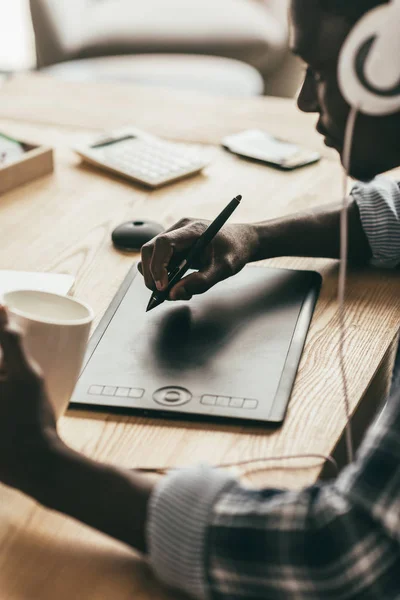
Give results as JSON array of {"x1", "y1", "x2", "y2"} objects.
[
  {"x1": 147, "y1": 465, "x2": 236, "y2": 600},
  {"x1": 351, "y1": 176, "x2": 400, "y2": 269}
]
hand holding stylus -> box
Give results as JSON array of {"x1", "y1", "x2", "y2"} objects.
[{"x1": 139, "y1": 196, "x2": 259, "y2": 308}]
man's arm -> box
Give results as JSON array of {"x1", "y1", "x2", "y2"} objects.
[
  {"x1": 0, "y1": 308, "x2": 155, "y2": 554},
  {"x1": 139, "y1": 176, "x2": 400, "y2": 300},
  {"x1": 139, "y1": 192, "x2": 374, "y2": 302},
  {"x1": 27, "y1": 438, "x2": 155, "y2": 553},
  {"x1": 253, "y1": 176, "x2": 400, "y2": 266},
  {"x1": 251, "y1": 197, "x2": 371, "y2": 262},
  {"x1": 266, "y1": 175, "x2": 400, "y2": 268}
]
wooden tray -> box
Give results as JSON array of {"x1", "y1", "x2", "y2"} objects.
[{"x1": 0, "y1": 136, "x2": 53, "y2": 194}]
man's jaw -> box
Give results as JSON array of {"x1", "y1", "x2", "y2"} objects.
[
  {"x1": 316, "y1": 122, "x2": 375, "y2": 182},
  {"x1": 316, "y1": 121, "x2": 342, "y2": 151}
]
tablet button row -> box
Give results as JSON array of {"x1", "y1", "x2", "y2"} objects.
[
  {"x1": 88, "y1": 385, "x2": 144, "y2": 399},
  {"x1": 200, "y1": 395, "x2": 258, "y2": 410},
  {"x1": 243, "y1": 399, "x2": 258, "y2": 410}
]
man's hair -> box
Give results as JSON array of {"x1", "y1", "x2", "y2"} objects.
[{"x1": 320, "y1": 0, "x2": 389, "y2": 23}]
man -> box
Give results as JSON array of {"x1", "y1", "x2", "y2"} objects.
[
  {"x1": 1, "y1": 1, "x2": 400, "y2": 598},
  {"x1": 139, "y1": 0, "x2": 400, "y2": 300}
]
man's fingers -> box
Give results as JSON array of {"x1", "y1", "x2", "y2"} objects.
[
  {"x1": 150, "y1": 236, "x2": 174, "y2": 290},
  {"x1": 140, "y1": 243, "x2": 156, "y2": 291},
  {"x1": 169, "y1": 263, "x2": 224, "y2": 300},
  {"x1": 0, "y1": 327, "x2": 43, "y2": 382},
  {"x1": 141, "y1": 222, "x2": 207, "y2": 292},
  {"x1": 0, "y1": 313, "x2": 31, "y2": 377},
  {"x1": 0, "y1": 328, "x2": 28, "y2": 375},
  {"x1": 169, "y1": 255, "x2": 239, "y2": 300},
  {"x1": 0, "y1": 305, "x2": 9, "y2": 328}
]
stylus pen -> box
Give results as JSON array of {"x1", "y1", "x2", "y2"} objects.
[{"x1": 146, "y1": 194, "x2": 242, "y2": 312}]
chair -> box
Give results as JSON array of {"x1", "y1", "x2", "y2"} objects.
[{"x1": 29, "y1": 0, "x2": 303, "y2": 98}]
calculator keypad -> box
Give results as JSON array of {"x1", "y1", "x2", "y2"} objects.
[{"x1": 103, "y1": 138, "x2": 208, "y2": 187}]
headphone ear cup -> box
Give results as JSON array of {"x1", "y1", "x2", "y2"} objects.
[{"x1": 338, "y1": 5, "x2": 400, "y2": 116}]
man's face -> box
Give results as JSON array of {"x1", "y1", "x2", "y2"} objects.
[{"x1": 291, "y1": 0, "x2": 400, "y2": 180}]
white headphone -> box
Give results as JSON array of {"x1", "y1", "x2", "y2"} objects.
[{"x1": 338, "y1": 0, "x2": 400, "y2": 116}]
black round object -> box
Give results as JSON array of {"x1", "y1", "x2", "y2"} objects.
[{"x1": 112, "y1": 220, "x2": 164, "y2": 251}]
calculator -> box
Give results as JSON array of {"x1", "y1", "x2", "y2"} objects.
[{"x1": 74, "y1": 127, "x2": 210, "y2": 188}]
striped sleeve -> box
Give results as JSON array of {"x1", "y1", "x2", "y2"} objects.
[
  {"x1": 351, "y1": 176, "x2": 400, "y2": 268},
  {"x1": 147, "y1": 466, "x2": 236, "y2": 599}
]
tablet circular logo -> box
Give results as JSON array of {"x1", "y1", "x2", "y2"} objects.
[{"x1": 153, "y1": 387, "x2": 192, "y2": 407}]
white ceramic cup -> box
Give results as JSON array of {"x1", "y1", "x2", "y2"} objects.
[{"x1": 3, "y1": 290, "x2": 94, "y2": 420}]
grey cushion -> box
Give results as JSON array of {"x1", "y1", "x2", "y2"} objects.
[{"x1": 42, "y1": 54, "x2": 264, "y2": 96}]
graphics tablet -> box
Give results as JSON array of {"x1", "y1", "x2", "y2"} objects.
[{"x1": 70, "y1": 265, "x2": 321, "y2": 425}]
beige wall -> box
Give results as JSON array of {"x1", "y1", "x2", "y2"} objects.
[{"x1": 0, "y1": 0, "x2": 35, "y2": 70}]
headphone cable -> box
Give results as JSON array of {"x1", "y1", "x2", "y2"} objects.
[{"x1": 339, "y1": 107, "x2": 358, "y2": 465}]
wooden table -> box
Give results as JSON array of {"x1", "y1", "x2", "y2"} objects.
[{"x1": 1, "y1": 74, "x2": 400, "y2": 600}]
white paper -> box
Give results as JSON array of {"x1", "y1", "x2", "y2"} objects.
[{"x1": 0, "y1": 271, "x2": 74, "y2": 300}]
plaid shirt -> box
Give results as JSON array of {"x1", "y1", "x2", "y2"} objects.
[
  {"x1": 148, "y1": 394, "x2": 400, "y2": 599},
  {"x1": 148, "y1": 177, "x2": 400, "y2": 599}
]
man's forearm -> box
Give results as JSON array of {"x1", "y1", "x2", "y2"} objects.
[
  {"x1": 251, "y1": 199, "x2": 372, "y2": 263},
  {"x1": 23, "y1": 435, "x2": 155, "y2": 553}
]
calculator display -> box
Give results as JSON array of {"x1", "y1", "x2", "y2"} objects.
[{"x1": 91, "y1": 135, "x2": 136, "y2": 149}]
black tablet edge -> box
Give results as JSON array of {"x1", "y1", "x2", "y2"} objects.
[
  {"x1": 268, "y1": 270, "x2": 322, "y2": 423},
  {"x1": 79, "y1": 262, "x2": 140, "y2": 376}
]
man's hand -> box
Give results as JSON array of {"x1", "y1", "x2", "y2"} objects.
[
  {"x1": 138, "y1": 218, "x2": 259, "y2": 300},
  {"x1": 0, "y1": 306, "x2": 57, "y2": 492}
]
